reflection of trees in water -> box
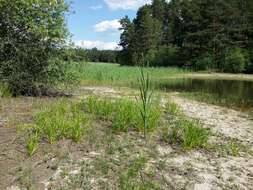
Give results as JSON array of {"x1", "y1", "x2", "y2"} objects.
[{"x1": 155, "y1": 78, "x2": 253, "y2": 108}]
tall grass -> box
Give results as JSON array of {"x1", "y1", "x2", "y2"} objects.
[
  {"x1": 138, "y1": 67, "x2": 153, "y2": 138},
  {"x1": 67, "y1": 62, "x2": 187, "y2": 85},
  {"x1": 25, "y1": 100, "x2": 88, "y2": 156}
]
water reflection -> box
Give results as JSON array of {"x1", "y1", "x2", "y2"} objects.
[{"x1": 153, "y1": 78, "x2": 253, "y2": 110}]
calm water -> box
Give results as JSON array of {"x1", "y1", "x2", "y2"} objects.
[{"x1": 153, "y1": 78, "x2": 253, "y2": 110}]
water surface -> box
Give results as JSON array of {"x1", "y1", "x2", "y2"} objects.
[{"x1": 154, "y1": 78, "x2": 253, "y2": 110}]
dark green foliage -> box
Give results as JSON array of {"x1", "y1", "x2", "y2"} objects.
[
  {"x1": 195, "y1": 54, "x2": 214, "y2": 71},
  {"x1": 149, "y1": 45, "x2": 180, "y2": 67},
  {"x1": 0, "y1": 0, "x2": 72, "y2": 96},
  {"x1": 224, "y1": 48, "x2": 246, "y2": 73},
  {"x1": 64, "y1": 48, "x2": 118, "y2": 63},
  {"x1": 119, "y1": 16, "x2": 135, "y2": 65},
  {"x1": 118, "y1": 0, "x2": 253, "y2": 73},
  {"x1": 245, "y1": 50, "x2": 253, "y2": 73}
]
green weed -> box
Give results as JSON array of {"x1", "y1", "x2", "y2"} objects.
[
  {"x1": 25, "y1": 100, "x2": 88, "y2": 156},
  {"x1": 210, "y1": 139, "x2": 253, "y2": 157},
  {"x1": 82, "y1": 96, "x2": 161, "y2": 132},
  {"x1": 180, "y1": 119, "x2": 209, "y2": 149},
  {"x1": 119, "y1": 154, "x2": 159, "y2": 190},
  {"x1": 0, "y1": 83, "x2": 12, "y2": 97},
  {"x1": 85, "y1": 96, "x2": 114, "y2": 120},
  {"x1": 15, "y1": 167, "x2": 34, "y2": 189},
  {"x1": 165, "y1": 101, "x2": 181, "y2": 116},
  {"x1": 27, "y1": 132, "x2": 39, "y2": 157},
  {"x1": 163, "y1": 101, "x2": 209, "y2": 150}
]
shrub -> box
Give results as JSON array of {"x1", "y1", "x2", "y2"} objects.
[
  {"x1": 245, "y1": 49, "x2": 253, "y2": 73},
  {"x1": 145, "y1": 45, "x2": 180, "y2": 67},
  {"x1": 224, "y1": 48, "x2": 246, "y2": 73},
  {"x1": 0, "y1": 0, "x2": 72, "y2": 96},
  {"x1": 195, "y1": 53, "x2": 214, "y2": 71}
]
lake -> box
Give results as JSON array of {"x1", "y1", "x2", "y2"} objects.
[{"x1": 154, "y1": 78, "x2": 253, "y2": 111}]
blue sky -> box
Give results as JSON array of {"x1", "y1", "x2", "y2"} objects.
[{"x1": 66, "y1": 0, "x2": 151, "y2": 50}]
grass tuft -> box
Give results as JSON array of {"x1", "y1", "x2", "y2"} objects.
[
  {"x1": 119, "y1": 154, "x2": 159, "y2": 190},
  {"x1": 82, "y1": 96, "x2": 161, "y2": 132},
  {"x1": 25, "y1": 99, "x2": 88, "y2": 156},
  {"x1": 162, "y1": 101, "x2": 210, "y2": 150}
]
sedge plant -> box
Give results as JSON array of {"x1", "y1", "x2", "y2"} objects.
[{"x1": 138, "y1": 65, "x2": 153, "y2": 138}]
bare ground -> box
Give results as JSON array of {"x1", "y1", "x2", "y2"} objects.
[
  {"x1": 172, "y1": 93, "x2": 253, "y2": 144},
  {"x1": 1, "y1": 86, "x2": 253, "y2": 190}
]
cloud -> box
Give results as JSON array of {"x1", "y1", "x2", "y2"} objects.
[
  {"x1": 90, "y1": 5, "x2": 103, "y2": 10},
  {"x1": 75, "y1": 40, "x2": 120, "y2": 50},
  {"x1": 104, "y1": 0, "x2": 151, "y2": 10},
  {"x1": 94, "y1": 19, "x2": 121, "y2": 33}
]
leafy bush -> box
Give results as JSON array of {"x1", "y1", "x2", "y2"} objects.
[
  {"x1": 245, "y1": 49, "x2": 253, "y2": 73},
  {"x1": 0, "y1": 0, "x2": 72, "y2": 96},
  {"x1": 144, "y1": 45, "x2": 180, "y2": 67},
  {"x1": 82, "y1": 96, "x2": 161, "y2": 132},
  {"x1": 25, "y1": 100, "x2": 88, "y2": 155},
  {"x1": 224, "y1": 48, "x2": 246, "y2": 73},
  {"x1": 195, "y1": 54, "x2": 214, "y2": 71}
]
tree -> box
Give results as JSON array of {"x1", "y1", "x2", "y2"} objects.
[
  {"x1": 152, "y1": 0, "x2": 166, "y2": 21},
  {"x1": 118, "y1": 0, "x2": 253, "y2": 72},
  {"x1": 0, "y1": 0, "x2": 70, "y2": 96},
  {"x1": 134, "y1": 5, "x2": 162, "y2": 59},
  {"x1": 119, "y1": 16, "x2": 135, "y2": 65}
]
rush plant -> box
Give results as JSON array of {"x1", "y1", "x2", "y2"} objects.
[{"x1": 138, "y1": 67, "x2": 153, "y2": 138}]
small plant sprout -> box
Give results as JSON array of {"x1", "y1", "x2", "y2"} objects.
[{"x1": 27, "y1": 132, "x2": 39, "y2": 156}]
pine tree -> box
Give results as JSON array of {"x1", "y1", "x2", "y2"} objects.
[
  {"x1": 119, "y1": 16, "x2": 135, "y2": 65},
  {"x1": 133, "y1": 5, "x2": 162, "y2": 63}
]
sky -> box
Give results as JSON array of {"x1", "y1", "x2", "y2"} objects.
[{"x1": 66, "y1": 0, "x2": 151, "y2": 50}]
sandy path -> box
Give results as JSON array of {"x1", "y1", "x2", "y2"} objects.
[{"x1": 172, "y1": 94, "x2": 253, "y2": 144}]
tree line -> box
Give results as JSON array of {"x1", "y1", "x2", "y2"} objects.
[
  {"x1": 64, "y1": 48, "x2": 118, "y2": 63},
  {"x1": 118, "y1": 0, "x2": 253, "y2": 73}
]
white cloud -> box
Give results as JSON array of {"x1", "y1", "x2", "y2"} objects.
[
  {"x1": 90, "y1": 5, "x2": 103, "y2": 10},
  {"x1": 104, "y1": 0, "x2": 151, "y2": 10},
  {"x1": 75, "y1": 40, "x2": 120, "y2": 50},
  {"x1": 94, "y1": 19, "x2": 121, "y2": 33}
]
